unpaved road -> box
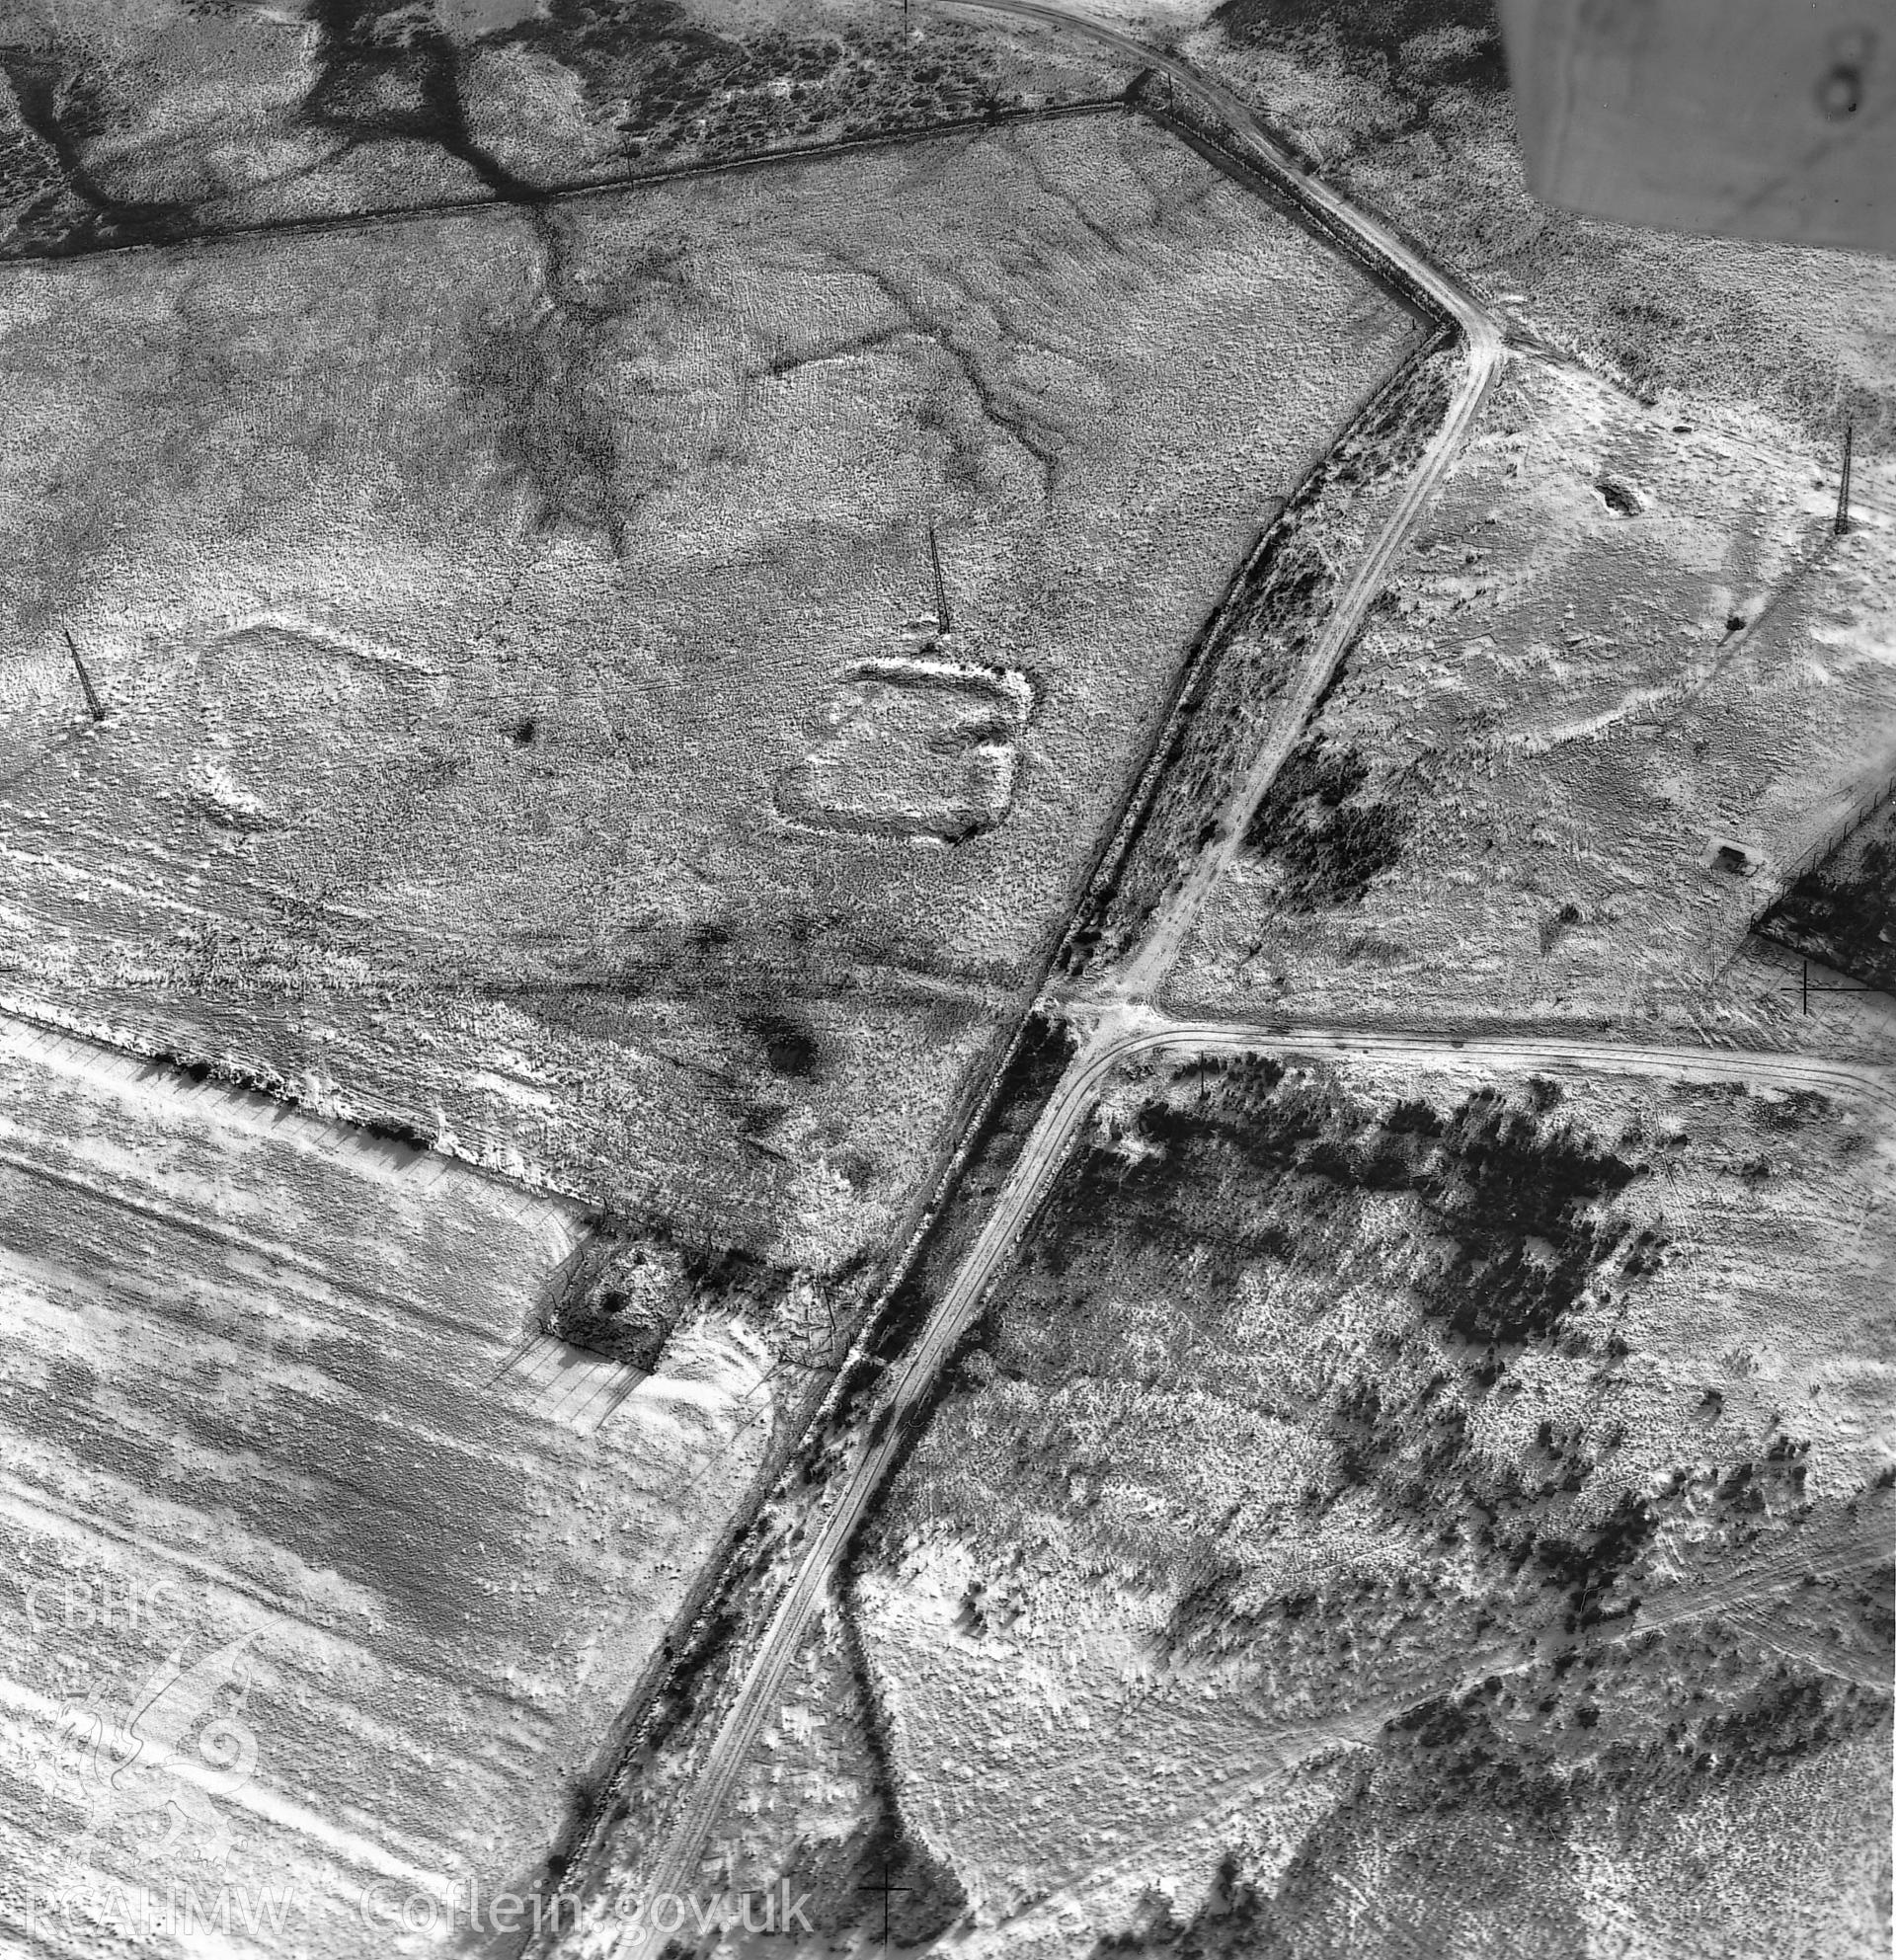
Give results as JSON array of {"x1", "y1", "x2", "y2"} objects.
[
  {"x1": 592, "y1": 999, "x2": 1895, "y2": 1958},
  {"x1": 945, "y1": 1498, "x2": 1894, "y2": 1958},
  {"x1": 557, "y1": 11, "x2": 1881, "y2": 1955},
  {"x1": 937, "y1": 0, "x2": 1508, "y2": 1002},
  {"x1": 575, "y1": 7, "x2": 1518, "y2": 1944}
]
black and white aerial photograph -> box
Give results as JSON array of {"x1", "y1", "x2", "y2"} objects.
[{"x1": 0, "y1": 1, "x2": 1891, "y2": 1955}]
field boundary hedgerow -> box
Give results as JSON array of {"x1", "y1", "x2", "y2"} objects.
[
  {"x1": 535, "y1": 992, "x2": 1896, "y2": 1960},
  {"x1": 1042, "y1": 68, "x2": 1474, "y2": 991},
  {"x1": 524, "y1": 9, "x2": 1516, "y2": 1945},
  {"x1": 1747, "y1": 767, "x2": 1896, "y2": 934},
  {"x1": 518, "y1": 15, "x2": 1891, "y2": 1958},
  {"x1": 0, "y1": 92, "x2": 1135, "y2": 266},
  {"x1": 4, "y1": 76, "x2": 1447, "y2": 1947},
  {"x1": 1054, "y1": 328, "x2": 1454, "y2": 980},
  {"x1": 17, "y1": 7, "x2": 1892, "y2": 1956},
  {"x1": 1139, "y1": 79, "x2": 1445, "y2": 322}
]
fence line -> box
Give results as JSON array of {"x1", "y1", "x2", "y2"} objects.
[
  {"x1": 1747, "y1": 767, "x2": 1896, "y2": 931},
  {"x1": 1137, "y1": 79, "x2": 1447, "y2": 325}
]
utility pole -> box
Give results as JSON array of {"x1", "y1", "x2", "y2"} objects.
[
  {"x1": 1836, "y1": 420, "x2": 1854, "y2": 536},
  {"x1": 927, "y1": 522, "x2": 951, "y2": 634},
  {"x1": 61, "y1": 628, "x2": 104, "y2": 724}
]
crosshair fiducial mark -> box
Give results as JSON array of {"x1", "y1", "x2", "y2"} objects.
[
  {"x1": 857, "y1": 1861, "x2": 913, "y2": 1949},
  {"x1": 5, "y1": 10, "x2": 1892, "y2": 1960},
  {"x1": 1788, "y1": 959, "x2": 1878, "y2": 1015}
]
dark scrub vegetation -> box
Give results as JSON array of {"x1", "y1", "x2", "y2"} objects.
[
  {"x1": 1241, "y1": 735, "x2": 1408, "y2": 910},
  {"x1": 1758, "y1": 796, "x2": 1896, "y2": 998},
  {"x1": 882, "y1": 1052, "x2": 1875, "y2": 1734}
]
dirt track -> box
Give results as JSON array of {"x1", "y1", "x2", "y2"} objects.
[
  {"x1": 939, "y1": 0, "x2": 1509, "y2": 1003},
  {"x1": 538, "y1": 11, "x2": 1887, "y2": 1955},
  {"x1": 942, "y1": 1499, "x2": 1893, "y2": 1957},
  {"x1": 585, "y1": 1006, "x2": 1895, "y2": 1958},
  {"x1": 553, "y1": 6, "x2": 1519, "y2": 1944}
]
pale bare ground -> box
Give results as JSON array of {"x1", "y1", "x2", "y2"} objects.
[
  {"x1": 565, "y1": 1008, "x2": 1896, "y2": 1957},
  {"x1": 861, "y1": 1509, "x2": 1892, "y2": 1956},
  {"x1": 0, "y1": 1011, "x2": 775, "y2": 1960},
  {"x1": 841, "y1": 1003, "x2": 1892, "y2": 1900},
  {"x1": 543, "y1": 9, "x2": 1894, "y2": 1952},
  {"x1": 940, "y1": 0, "x2": 1506, "y2": 1007},
  {"x1": 0, "y1": 107, "x2": 1416, "y2": 1280},
  {"x1": 1166, "y1": 350, "x2": 1896, "y2": 1052}
]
